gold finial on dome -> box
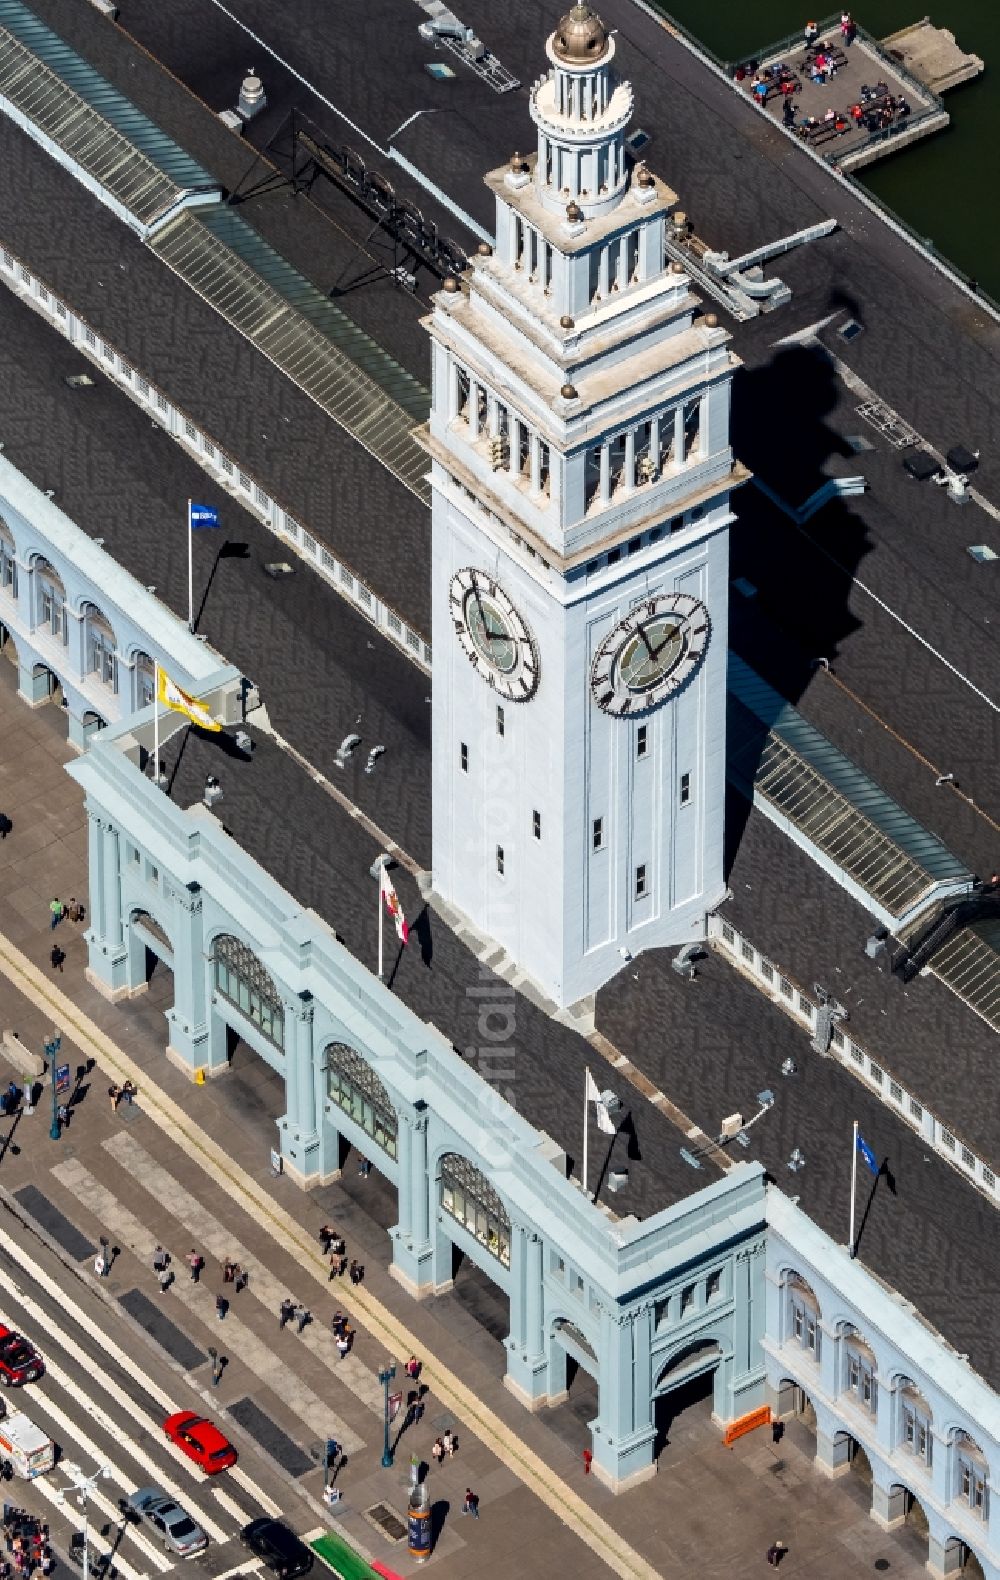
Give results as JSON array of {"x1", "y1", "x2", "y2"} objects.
[{"x1": 551, "y1": 4, "x2": 609, "y2": 63}]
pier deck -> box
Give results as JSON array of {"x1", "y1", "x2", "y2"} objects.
[{"x1": 881, "y1": 17, "x2": 984, "y2": 96}]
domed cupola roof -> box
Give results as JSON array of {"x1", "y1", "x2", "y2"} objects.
[{"x1": 551, "y1": 4, "x2": 609, "y2": 64}]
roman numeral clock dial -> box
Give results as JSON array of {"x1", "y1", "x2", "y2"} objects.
[
  {"x1": 449, "y1": 568, "x2": 540, "y2": 701},
  {"x1": 590, "y1": 593, "x2": 710, "y2": 716}
]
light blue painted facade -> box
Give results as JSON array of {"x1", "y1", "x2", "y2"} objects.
[
  {"x1": 766, "y1": 1192, "x2": 1000, "y2": 1579},
  {"x1": 69, "y1": 709, "x2": 769, "y2": 1492},
  {"x1": 0, "y1": 453, "x2": 235, "y2": 750}
]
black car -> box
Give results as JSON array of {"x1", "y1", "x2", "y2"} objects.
[{"x1": 240, "y1": 1520, "x2": 312, "y2": 1580}]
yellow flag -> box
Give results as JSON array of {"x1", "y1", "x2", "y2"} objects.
[{"x1": 156, "y1": 667, "x2": 221, "y2": 732}]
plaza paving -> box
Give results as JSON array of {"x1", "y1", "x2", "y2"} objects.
[{"x1": 0, "y1": 652, "x2": 938, "y2": 1578}]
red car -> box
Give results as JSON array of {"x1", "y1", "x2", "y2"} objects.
[
  {"x1": 0, "y1": 1325, "x2": 44, "y2": 1387},
  {"x1": 163, "y1": 1411, "x2": 237, "y2": 1474}
]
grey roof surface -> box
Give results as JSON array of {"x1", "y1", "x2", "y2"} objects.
[
  {"x1": 0, "y1": 280, "x2": 434, "y2": 868},
  {"x1": 0, "y1": 114, "x2": 433, "y2": 636},
  {"x1": 0, "y1": 0, "x2": 218, "y2": 226},
  {"x1": 157, "y1": 727, "x2": 701, "y2": 1225},
  {"x1": 716, "y1": 788, "x2": 998, "y2": 1172},
  {"x1": 728, "y1": 655, "x2": 971, "y2": 918}
]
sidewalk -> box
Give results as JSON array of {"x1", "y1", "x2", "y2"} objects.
[{"x1": 0, "y1": 664, "x2": 928, "y2": 1580}]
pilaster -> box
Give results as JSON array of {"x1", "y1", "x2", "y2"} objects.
[
  {"x1": 389, "y1": 1108, "x2": 435, "y2": 1297},
  {"x1": 84, "y1": 811, "x2": 130, "y2": 998},
  {"x1": 165, "y1": 883, "x2": 212, "y2": 1072},
  {"x1": 277, "y1": 994, "x2": 323, "y2": 1184}
]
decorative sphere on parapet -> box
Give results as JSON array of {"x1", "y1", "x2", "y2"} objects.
[{"x1": 551, "y1": 3, "x2": 609, "y2": 63}]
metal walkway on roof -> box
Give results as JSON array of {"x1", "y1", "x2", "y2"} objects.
[
  {"x1": 150, "y1": 208, "x2": 431, "y2": 504},
  {"x1": 931, "y1": 920, "x2": 1000, "y2": 1034},
  {"x1": 0, "y1": 0, "x2": 218, "y2": 233},
  {"x1": 727, "y1": 655, "x2": 972, "y2": 924}
]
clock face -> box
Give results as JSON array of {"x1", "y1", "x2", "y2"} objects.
[
  {"x1": 449, "y1": 568, "x2": 539, "y2": 701},
  {"x1": 590, "y1": 593, "x2": 709, "y2": 716}
]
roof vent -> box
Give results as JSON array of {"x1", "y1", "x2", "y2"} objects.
[
  {"x1": 238, "y1": 69, "x2": 267, "y2": 122},
  {"x1": 64, "y1": 373, "x2": 95, "y2": 389}
]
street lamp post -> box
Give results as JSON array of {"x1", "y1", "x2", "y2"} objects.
[
  {"x1": 378, "y1": 1362, "x2": 397, "y2": 1468},
  {"x1": 45, "y1": 1032, "x2": 62, "y2": 1142},
  {"x1": 59, "y1": 1460, "x2": 112, "y2": 1580}
]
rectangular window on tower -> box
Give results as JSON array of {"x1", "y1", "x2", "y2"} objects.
[
  {"x1": 539, "y1": 441, "x2": 551, "y2": 498},
  {"x1": 592, "y1": 817, "x2": 604, "y2": 851},
  {"x1": 680, "y1": 772, "x2": 691, "y2": 805},
  {"x1": 635, "y1": 864, "x2": 648, "y2": 899},
  {"x1": 496, "y1": 705, "x2": 505, "y2": 738},
  {"x1": 460, "y1": 742, "x2": 469, "y2": 772},
  {"x1": 496, "y1": 845, "x2": 505, "y2": 877},
  {"x1": 636, "y1": 725, "x2": 648, "y2": 759},
  {"x1": 533, "y1": 810, "x2": 541, "y2": 841}
]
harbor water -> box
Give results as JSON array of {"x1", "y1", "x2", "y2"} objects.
[{"x1": 650, "y1": 0, "x2": 998, "y2": 300}]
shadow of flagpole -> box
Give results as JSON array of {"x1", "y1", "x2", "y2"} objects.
[{"x1": 851, "y1": 1156, "x2": 897, "y2": 1259}]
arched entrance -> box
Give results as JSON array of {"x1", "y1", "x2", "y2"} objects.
[
  {"x1": 881, "y1": 1485, "x2": 931, "y2": 1570},
  {"x1": 32, "y1": 664, "x2": 61, "y2": 706},
  {"x1": 82, "y1": 709, "x2": 107, "y2": 744},
  {"x1": 322, "y1": 1041, "x2": 399, "y2": 1235},
  {"x1": 653, "y1": 1340, "x2": 723, "y2": 1458},
  {"x1": 209, "y1": 933, "x2": 287, "y2": 1152},
  {"x1": 0, "y1": 622, "x2": 17, "y2": 665},
  {"x1": 549, "y1": 1317, "x2": 600, "y2": 1433},
  {"x1": 945, "y1": 1537, "x2": 986, "y2": 1578},
  {"x1": 435, "y1": 1153, "x2": 512, "y2": 1359}
]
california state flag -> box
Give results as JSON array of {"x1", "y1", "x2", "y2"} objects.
[{"x1": 380, "y1": 866, "x2": 409, "y2": 944}]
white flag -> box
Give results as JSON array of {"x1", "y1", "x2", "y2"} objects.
[{"x1": 585, "y1": 1069, "x2": 617, "y2": 1134}]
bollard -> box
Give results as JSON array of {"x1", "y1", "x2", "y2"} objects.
[
  {"x1": 407, "y1": 1481, "x2": 432, "y2": 1564},
  {"x1": 194, "y1": 1068, "x2": 206, "y2": 1086}
]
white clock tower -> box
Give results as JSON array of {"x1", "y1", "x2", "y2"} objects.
[{"x1": 423, "y1": 4, "x2": 747, "y2": 1009}]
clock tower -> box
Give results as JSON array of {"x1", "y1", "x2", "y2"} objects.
[{"x1": 422, "y1": 4, "x2": 747, "y2": 1008}]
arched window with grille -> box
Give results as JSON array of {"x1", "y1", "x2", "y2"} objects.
[
  {"x1": 212, "y1": 934, "x2": 284, "y2": 1050},
  {"x1": 0, "y1": 518, "x2": 17, "y2": 601},
  {"x1": 324, "y1": 1043, "x2": 397, "y2": 1159},
  {"x1": 439, "y1": 1153, "x2": 511, "y2": 1268}
]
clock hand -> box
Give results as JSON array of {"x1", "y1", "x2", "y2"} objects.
[{"x1": 638, "y1": 625, "x2": 657, "y2": 662}]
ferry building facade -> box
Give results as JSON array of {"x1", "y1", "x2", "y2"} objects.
[{"x1": 3, "y1": 2, "x2": 997, "y2": 1572}]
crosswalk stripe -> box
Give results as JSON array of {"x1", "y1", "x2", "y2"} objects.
[
  {"x1": 211, "y1": 1488, "x2": 252, "y2": 1526},
  {"x1": 229, "y1": 1468, "x2": 280, "y2": 1519},
  {"x1": 52, "y1": 1154, "x2": 363, "y2": 1458},
  {"x1": 0, "y1": 1269, "x2": 229, "y2": 1543},
  {"x1": 214, "y1": 1562, "x2": 263, "y2": 1580},
  {"x1": 0, "y1": 1220, "x2": 176, "y2": 1413},
  {"x1": 103, "y1": 1134, "x2": 383, "y2": 1416},
  {"x1": 99, "y1": 1137, "x2": 378, "y2": 1433},
  {"x1": 32, "y1": 1477, "x2": 149, "y2": 1580}
]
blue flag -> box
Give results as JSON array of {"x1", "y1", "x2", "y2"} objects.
[
  {"x1": 190, "y1": 503, "x2": 220, "y2": 530},
  {"x1": 856, "y1": 1132, "x2": 879, "y2": 1177}
]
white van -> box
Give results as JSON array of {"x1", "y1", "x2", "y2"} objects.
[{"x1": 0, "y1": 1411, "x2": 56, "y2": 1478}]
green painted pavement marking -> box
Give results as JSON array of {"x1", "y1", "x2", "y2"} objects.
[{"x1": 311, "y1": 1532, "x2": 380, "y2": 1580}]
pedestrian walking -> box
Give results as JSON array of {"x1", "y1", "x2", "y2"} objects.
[
  {"x1": 0, "y1": 813, "x2": 11, "y2": 840},
  {"x1": 215, "y1": 1295, "x2": 228, "y2": 1321},
  {"x1": 234, "y1": 1265, "x2": 249, "y2": 1294},
  {"x1": 152, "y1": 1245, "x2": 168, "y2": 1273},
  {"x1": 108, "y1": 1085, "x2": 121, "y2": 1112},
  {"x1": 349, "y1": 1259, "x2": 364, "y2": 1285},
  {"x1": 431, "y1": 1438, "x2": 445, "y2": 1466},
  {"x1": 187, "y1": 1249, "x2": 203, "y2": 1282},
  {"x1": 318, "y1": 1224, "x2": 337, "y2": 1253},
  {"x1": 279, "y1": 1297, "x2": 295, "y2": 1330},
  {"x1": 56, "y1": 1103, "x2": 69, "y2": 1129},
  {"x1": 766, "y1": 1542, "x2": 787, "y2": 1568},
  {"x1": 357, "y1": 1156, "x2": 371, "y2": 1177},
  {"x1": 442, "y1": 1429, "x2": 456, "y2": 1456},
  {"x1": 405, "y1": 1355, "x2": 421, "y2": 1381},
  {"x1": 331, "y1": 1310, "x2": 345, "y2": 1337},
  {"x1": 121, "y1": 1079, "x2": 137, "y2": 1105},
  {"x1": 157, "y1": 1267, "x2": 172, "y2": 1294},
  {"x1": 223, "y1": 1257, "x2": 237, "y2": 1284},
  {"x1": 4, "y1": 1080, "x2": 19, "y2": 1115},
  {"x1": 67, "y1": 898, "x2": 79, "y2": 923},
  {"x1": 49, "y1": 945, "x2": 64, "y2": 973},
  {"x1": 335, "y1": 1331, "x2": 351, "y2": 1360},
  {"x1": 462, "y1": 1489, "x2": 479, "y2": 1518},
  {"x1": 48, "y1": 898, "x2": 63, "y2": 930},
  {"x1": 294, "y1": 1303, "x2": 310, "y2": 1333}
]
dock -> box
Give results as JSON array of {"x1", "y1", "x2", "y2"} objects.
[{"x1": 880, "y1": 18, "x2": 984, "y2": 96}]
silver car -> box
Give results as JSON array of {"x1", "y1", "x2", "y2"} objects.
[{"x1": 125, "y1": 1487, "x2": 208, "y2": 1557}]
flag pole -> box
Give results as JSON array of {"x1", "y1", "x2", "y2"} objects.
[
  {"x1": 582, "y1": 1068, "x2": 590, "y2": 1199},
  {"x1": 377, "y1": 873, "x2": 384, "y2": 980},
  {"x1": 187, "y1": 499, "x2": 194, "y2": 632},
  {"x1": 153, "y1": 660, "x2": 160, "y2": 791},
  {"x1": 849, "y1": 1119, "x2": 858, "y2": 1256}
]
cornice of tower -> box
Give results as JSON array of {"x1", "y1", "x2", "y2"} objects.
[{"x1": 486, "y1": 156, "x2": 678, "y2": 246}]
